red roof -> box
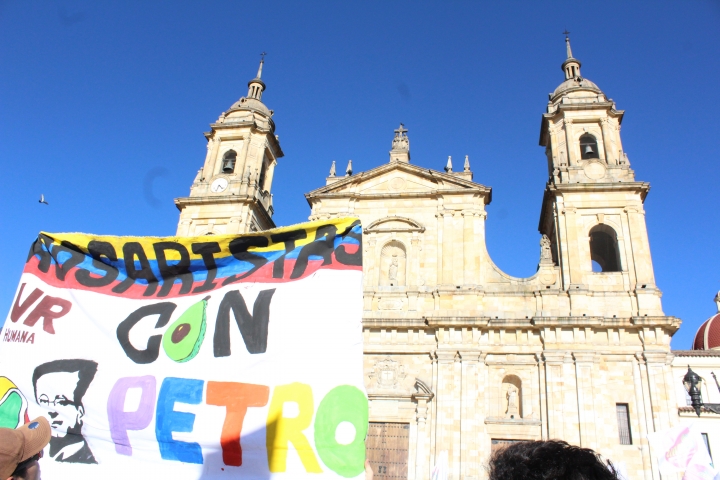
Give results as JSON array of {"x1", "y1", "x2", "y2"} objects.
[{"x1": 693, "y1": 314, "x2": 720, "y2": 350}]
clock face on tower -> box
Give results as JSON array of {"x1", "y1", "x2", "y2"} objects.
[{"x1": 210, "y1": 177, "x2": 228, "y2": 193}]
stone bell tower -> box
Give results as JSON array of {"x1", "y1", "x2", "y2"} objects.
[
  {"x1": 175, "y1": 56, "x2": 283, "y2": 235},
  {"x1": 538, "y1": 34, "x2": 663, "y2": 317}
]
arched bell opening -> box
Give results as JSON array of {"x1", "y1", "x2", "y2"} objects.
[
  {"x1": 579, "y1": 133, "x2": 600, "y2": 160},
  {"x1": 221, "y1": 150, "x2": 237, "y2": 173},
  {"x1": 589, "y1": 224, "x2": 621, "y2": 272}
]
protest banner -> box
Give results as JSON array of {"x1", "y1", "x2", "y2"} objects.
[
  {"x1": 647, "y1": 423, "x2": 718, "y2": 480},
  {"x1": 0, "y1": 218, "x2": 366, "y2": 479}
]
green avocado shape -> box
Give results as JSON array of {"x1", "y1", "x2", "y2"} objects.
[
  {"x1": 0, "y1": 392, "x2": 23, "y2": 428},
  {"x1": 162, "y1": 297, "x2": 208, "y2": 363}
]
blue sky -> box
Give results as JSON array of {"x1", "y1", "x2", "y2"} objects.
[{"x1": 0, "y1": 1, "x2": 718, "y2": 349}]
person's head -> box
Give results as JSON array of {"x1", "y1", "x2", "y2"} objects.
[
  {"x1": 32, "y1": 359, "x2": 97, "y2": 438},
  {"x1": 488, "y1": 440, "x2": 619, "y2": 480},
  {"x1": 0, "y1": 417, "x2": 51, "y2": 480}
]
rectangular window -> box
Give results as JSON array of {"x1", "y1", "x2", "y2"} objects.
[
  {"x1": 703, "y1": 433, "x2": 713, "y2": 466},
  {"x1": 491, "y1": 439, "x2": 524, "y2": 455},
  {"x1": 616, "y1": 403, "x2": 632, "y2": 445}
]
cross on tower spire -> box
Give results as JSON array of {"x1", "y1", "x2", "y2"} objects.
[
  {"x1": 247, "y1": 53, "x2": 267, "y2": 100},
  {"x1": 256, "y1": 52, "x2": 266, "y2": 79},
  {"x1": 560, "y1": 31, "x2": 581, "y2": 80},
  {"x1": 563, "y1": 30, "x2": 573, "y2": 59}
]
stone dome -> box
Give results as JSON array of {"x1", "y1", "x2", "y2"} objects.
[
  {"x1": 227, "y1": 96, "x2": 272, "y2": 117},
  {"x1": 693, "y1": 293, "x2": 720, "y2": 350},
  {"x1": 552, "y1": 76, "x2": 603, "y2": 100}
]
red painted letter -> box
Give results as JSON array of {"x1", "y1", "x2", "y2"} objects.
[
  {"x1": 23, "y1": 296, "x2": 72, "y2": 334},
  {"x1": 206, "y1": 382, "x2": 269, "y2": 466},
  {"x1": 10, "y1": 284, "x2": 43, "y2": 323}
]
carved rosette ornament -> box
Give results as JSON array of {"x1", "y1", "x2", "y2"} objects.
[{"x1": 368, "y1": 357, "x2": 406, "y2": 389}]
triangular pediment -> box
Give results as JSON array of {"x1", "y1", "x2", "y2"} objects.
[{"x1": 305, "y1": 162, "x2": 489, "y2": 199}]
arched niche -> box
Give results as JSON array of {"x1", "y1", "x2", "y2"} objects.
[
  {"x1": 379, "y1": 240, "x2": 407, "y2": 287},
  {"x1": 502, "y1": 374, "x2": 522, "y2": 419},
  {"x1": 589, "y1": 224, "x2": 621, "y2": 272}
]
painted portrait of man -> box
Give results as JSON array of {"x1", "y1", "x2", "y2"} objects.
[{"x1": 32, "y1": 359, "x2": 98, "y2": 464}]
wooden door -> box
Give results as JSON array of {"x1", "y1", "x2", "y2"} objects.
[{"x1": 366, "y1": 422, "x2": 410, "y2": 479}]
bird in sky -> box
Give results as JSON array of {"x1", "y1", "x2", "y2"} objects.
[{"x1": 39, "y1": 194, "x2": 48, "y2": 205}]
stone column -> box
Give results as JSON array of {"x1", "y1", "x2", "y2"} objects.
[
  {"x1": 442, "y1": 212, "x2": 454, "y2": 286},
  {"x1": 237, "y1": 135, "x2": 251, "y2": 177},
  {"x1": 177, "y1": 219, "x2": 192, "y2": 237},
  {"x1": 364, "y1": 236, "x2": 378, "y2": 288},
  {"x1": 207, "y1": 137, "x2": 221, "y2": 177},
  {"x1": 553, "y1": 200, "x2": 571, "y2": 290},
  {"x1": 453, "y1": 211, "x2": 463, "y2": 287},
  {"x1": 462, "y1": 211, "x2": 476, "y2": 286},
  {"x1": 363, "y1": 236, "x2": 377, "y2": 311},
  {"x1": 563, "y1": 119, "x2": 575, "y2": 165},
  {"x1": 475, "y1": 212, "x2": 487, "y2": 285},
  {"x1": 264, "y1": 159, "x2": 277, "y2": 192},
  {"x1": 542, "y1": 351, "x2": 567, "y2": 441},
  {"x1": 615, "y1": 123, "x2": 624, "y2": 159},
  {"x1": 632, "y1": 353, "x2": 656, "y2": 480},
  {"x1": 413, "y1": 392, "x2": 433, "y2": 480},
  {"x1": 562, "y1": 207, "x2": 583, "y2": 294},
  {"x1": 572, "y1": 352, "x2": 598, "y2": 449},
  {"x1": 625, "y1": 207, "x2": 660, "y2": 315},
  {"x1": 459, "y1": 350, "x2": 480, "y2": 479},
  {"x1": 435, "y1": 350, "x2": 459, "y2": 478},
  {"x1": 643, "y1": 352, "x2": 673, "y2": 432},
  {"x1": 436, "y1": 213, "x2": 444, "y2": 287},
  {"x1": 536, "y1": 353, "x2": 549, "y2": 440},
  {"x1": 625, "y1": 207, "x2": 656, "y2": 287},
  {"x1": 410, "y1": 235, "x2": 420, "y2": 288},
  {"x1": 600, "y1": 118, "x2": 615, "y2": 165}
]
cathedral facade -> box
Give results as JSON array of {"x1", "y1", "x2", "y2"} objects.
[{"x1": 174, "y1": 40, "x2": 700, "y2": 480}]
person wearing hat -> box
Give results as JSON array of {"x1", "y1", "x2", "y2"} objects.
[{"x1": 0, "y1": 417, "x2": 51, "y2": 480}]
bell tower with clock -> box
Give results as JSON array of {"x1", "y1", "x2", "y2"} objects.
[{"x1": 175, "y1": 55, "x2": 283, "y2": 235}]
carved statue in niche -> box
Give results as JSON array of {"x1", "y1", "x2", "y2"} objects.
[
  {"x1": 502, "y1": 374, "x2": 522, "y2": 419},
  {"x1": 380, "y1": 241, "x2": 406, "y2": 286},
  {"x1": 506, "y1": 385, "x2": 519, "y2": 418},
  {"x1": 539, "y1": 234, "x2": 553, "y2": 264},
  {"x1": 388, "y1": 257, "x2": 398, "y2": 283}
]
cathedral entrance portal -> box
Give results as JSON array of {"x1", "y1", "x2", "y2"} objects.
[{"x1": 365, "y1": 422, "x2": 409, "y2": 479}]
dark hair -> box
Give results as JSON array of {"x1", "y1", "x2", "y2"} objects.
[
  {"x1": 10, "y1": 454, "x2": 40, "y2": 479},
  {"x1": 32, "y1": 359, "x2": 98, "y2": 406},
  {"x1": 488, "y1": 440, "x2": 619, "y2": 480}
]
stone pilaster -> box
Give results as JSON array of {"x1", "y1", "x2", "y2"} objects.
[
  {"x1": 572, "y1": 352, "x2": 598, "y2": 449},
  {"x1": 442, "y1": 212, "x2": 454, "y2": 286},
  {"x1": 435, "y1": 350, "x2": 460, "y2": 478},
  {"x1": 459, "y1": 350, "x2": 481, "y2": 478},
  {"x1": 632, "y1": 353, "x2": 656, "y2": 480}
]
